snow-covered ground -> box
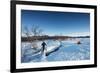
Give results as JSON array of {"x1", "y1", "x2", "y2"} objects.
[{"x1": 21, "y1": 38, "x2": 90, "y2": 63}]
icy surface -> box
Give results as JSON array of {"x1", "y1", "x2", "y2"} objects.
[{"x1": 21, "y1": 38, "x2": 90, "y2": 63}]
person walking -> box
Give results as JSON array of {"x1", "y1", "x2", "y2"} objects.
[{"x1": 41, "y1": 41, "x2": 47, "y2": 54}]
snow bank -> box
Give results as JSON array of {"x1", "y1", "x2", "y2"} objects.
[{"x1": 21, "y1": 40, "x2": 61, "y2": 62}]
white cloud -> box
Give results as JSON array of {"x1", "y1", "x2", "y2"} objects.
[{"x1": 66, "y1": 32, "x2": 90, "y2": 37}]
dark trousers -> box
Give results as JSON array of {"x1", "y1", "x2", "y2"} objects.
[{"x1": 42, "y1": 46, "x2": 45, "y2": 54}]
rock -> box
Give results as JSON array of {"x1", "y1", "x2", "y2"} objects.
[{"x1": 77, "y1": 41, "x2": 81, "y2": 44}]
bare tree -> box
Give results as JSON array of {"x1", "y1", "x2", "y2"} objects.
[
  {"x1": 22, "y1": 25, "x2": 30, "y2": 37},
  {"x1": 31, "y1": 24, "x2": 43, "y2": 36},
  {"x1": 31, "y1": 24, "x2": 44, "y2": 49},
  {"x1": 22, "y1": 24, "x2": 44, "y2": 41}
]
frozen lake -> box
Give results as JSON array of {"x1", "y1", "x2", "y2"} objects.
[{"x1": 21, "y1": 38, "x2": 90, "y2": 63}]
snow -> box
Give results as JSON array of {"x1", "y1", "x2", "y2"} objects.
[{"x1": 21, "y1": 38, "x2": 90, "y2": 63}]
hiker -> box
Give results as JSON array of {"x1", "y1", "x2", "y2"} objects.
[{"x1": 41, "y1": 41, "x2": 47, "y2": 54}]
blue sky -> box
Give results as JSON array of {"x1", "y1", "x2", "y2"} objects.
[{"x1": 21, "y1": 10, "x2": 90, "y2": 36}]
